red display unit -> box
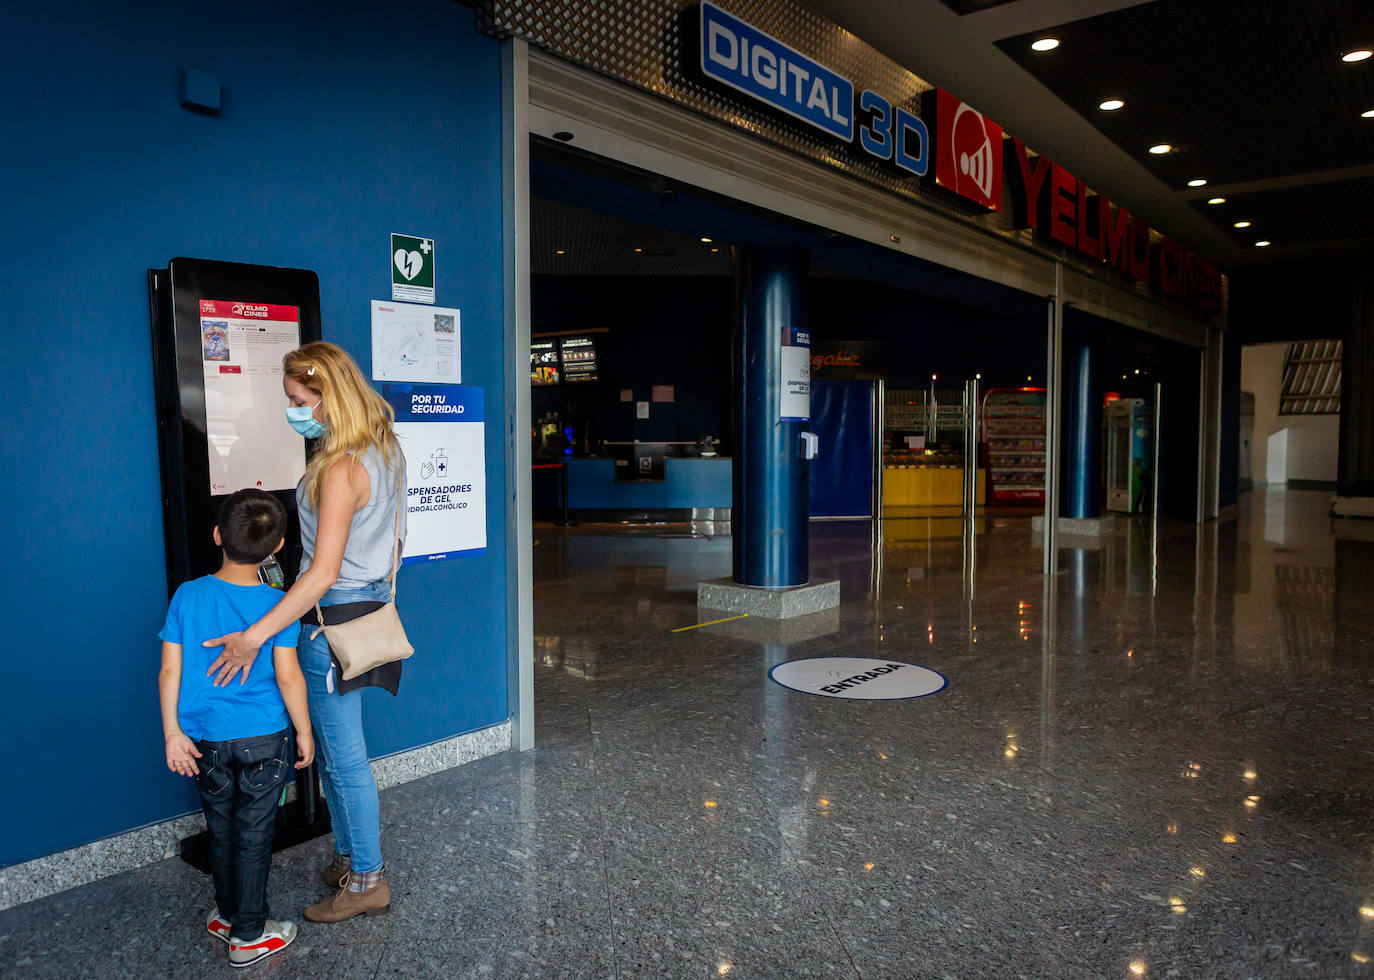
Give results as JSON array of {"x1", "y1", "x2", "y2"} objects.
[{"x1": 983, "y1": 387, "x2": 1046, "y2": 504}]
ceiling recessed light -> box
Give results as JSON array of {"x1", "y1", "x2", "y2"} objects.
[
  {"x1": 1233, "y1": 221, "x2": 1251, "y2": 228},
  {"x1": 1031, "y1": 37, "x2": 1060, "y2": 52},
  {"x1": 1148, "y1": 143, "x2": 1173, "y2": 154},
  {"x1": 1255, "y1": 240, "x2": 1271, "y2": 247},
  {"x1": 1099, "y1": 99, "x2": 1124, "y2": 111},
  {"x1": 1364, "y1": 109, "x2": 1374, "y2": 118},
  {"x1": 1208, "y1": 197, "x2": 1226, "y2": 204},
  {"x1": 1187, "y1": 178, "x2": 1207, "y2": 187},
  {"x1": 1342, "y1": 50, "x2": 1372, "y2": 63},
  {"x1": 700, "y1": 237, "x2": 712, "y2": 243},
  {"x1": 555, "y1": 249, "x2": 565, "y2": 255}
]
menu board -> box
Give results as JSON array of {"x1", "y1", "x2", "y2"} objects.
[
  {"x1": 559, "y1": 336, "x2": 598, "y2": 383},
  {"x1": 530, "y1": 339, "x2": 560, "y2": 385},
  {"x1": 199, "y1": 299, "x2": 304, "y2": 493}
]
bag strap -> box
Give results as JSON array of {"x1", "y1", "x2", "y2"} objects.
[
  {"x1": 313, "y1": 458, "x2": 404, "y2": 633},
  {"x1": 386, "y1": 462, "x2": 402, "y2": 601}
]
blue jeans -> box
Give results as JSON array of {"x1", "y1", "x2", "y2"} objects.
[
  {"x1": 194, "y1": 729, "x2": 291, "y2": 939},
  {"x1": 299, "y1": 581, "x2": 388, "y2": 874}
]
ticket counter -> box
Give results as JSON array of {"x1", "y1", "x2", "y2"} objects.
[{"x1": 565, "y1": 457, "x2": 732, "y2": 512}]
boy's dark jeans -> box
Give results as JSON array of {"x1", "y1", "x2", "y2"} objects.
[{"x1": 194, "y1": 729, "x2": 291, "y2": 940}]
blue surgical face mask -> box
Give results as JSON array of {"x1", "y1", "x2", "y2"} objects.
[{"x1": 286, "y1": 399, "x2": 327, "y2": 439}]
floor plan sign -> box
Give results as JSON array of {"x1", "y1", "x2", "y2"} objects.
[{"x1": 370, "y1": 300, "x2": 461, "y2": 384}]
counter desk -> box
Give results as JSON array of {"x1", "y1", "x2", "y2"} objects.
[{"x1": 561, "y1": 457, "x2": 732, "y2": 512}]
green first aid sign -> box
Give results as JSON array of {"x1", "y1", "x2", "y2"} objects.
[{"x1": 391, "y1": 233, "x2": 435, "y2": 304}]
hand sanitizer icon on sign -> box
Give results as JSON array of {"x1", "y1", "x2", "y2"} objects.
[{"x1": 421, "y1": 449, "x2": 448, "y2": 482}]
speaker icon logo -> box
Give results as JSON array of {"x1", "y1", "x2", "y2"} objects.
[
  {"x1": 954, "y1": 103, "x2": 995, "y2": 199},
  {"x1": 931, "y1": 88, "x2": 1004, "y2": 212}
]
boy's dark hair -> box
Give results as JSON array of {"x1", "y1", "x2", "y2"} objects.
[{"x1": 217, "y1": 489, "x2": 287, "y2": 565}]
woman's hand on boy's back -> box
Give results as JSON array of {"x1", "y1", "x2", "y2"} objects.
[
  {"x1": 203, "y1": 630, "x2": 262, "y2": 687},
  {"x1": 165, "y1": 733, "x2": 202, "y2": 777}
]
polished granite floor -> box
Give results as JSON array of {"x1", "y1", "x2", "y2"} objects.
[{"x1": 5, "y1": 488, "x2": 1374, "y2": 978}]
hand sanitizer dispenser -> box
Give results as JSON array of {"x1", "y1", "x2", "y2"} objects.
[{"x1": 799, "y1": 431, "x2": 819, "y2": 460}]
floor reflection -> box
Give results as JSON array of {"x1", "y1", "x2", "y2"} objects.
[
  {"x1": 522, "y1": 488, "x2": 1374, "y2": 975},
  {"x1": 9, "y1": 491, "x2": 1374, "y2": 976}
]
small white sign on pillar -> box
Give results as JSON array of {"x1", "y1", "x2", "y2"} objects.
[{"x1": 779, "y1": 325, "x2": 811, "y2": 421}]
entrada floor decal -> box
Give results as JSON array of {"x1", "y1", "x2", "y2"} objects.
[{"x1": 768, "y1": 657, "x2": 947, "y2": 700}]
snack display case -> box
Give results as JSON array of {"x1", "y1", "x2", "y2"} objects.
[
  {"x1": 983, "y1": 387, "x2": 1046, "y2": 504},
  {"x1": 881, "y1": 389, "x2": 984, "y2": 507}
]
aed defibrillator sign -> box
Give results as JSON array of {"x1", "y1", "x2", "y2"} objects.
[{"x1": 391, "y1": 233, "x2": 435, "y2": 305}]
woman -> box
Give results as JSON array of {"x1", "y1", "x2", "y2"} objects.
[{"x1": 205, "y1": 341, "x2": 405, "y2": 923}]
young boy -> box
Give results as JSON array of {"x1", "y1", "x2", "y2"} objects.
[{"x1": 158, "y1": 489, "x2": 315, "y2": 968}]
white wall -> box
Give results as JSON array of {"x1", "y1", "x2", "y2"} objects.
[
  {"x1": 1241, "y1": 342, "x2": 1341, "y2": 485},
  {"x1": 1241, "y1": 343, "x2": 1287, "y2": 484},
  {"x1": 1282, "y1": 415, "x2": 1341, "y2": 482}
]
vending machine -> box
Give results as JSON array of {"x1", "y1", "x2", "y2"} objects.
[{"x1": 1104, "y1": 398, "x2": 1153, "y2": 513}]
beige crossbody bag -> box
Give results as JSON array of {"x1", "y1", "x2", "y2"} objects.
[{"x1": 310, "y1": 478, "x2": 414, "y2": 681}]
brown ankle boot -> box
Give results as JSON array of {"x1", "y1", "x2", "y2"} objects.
[
  {"x1": 322, "y1": 854, "x2": 350, "y2": 888},
  {"x1": 304, "y1": 873, "x2": 391, "y2": 923}
]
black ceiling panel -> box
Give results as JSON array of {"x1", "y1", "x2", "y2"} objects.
[
  {"x1": 998, "y1": 0, "x2": 1374, "y2": 187},
  {"x1": 533, "y1": 198, "x2": 732, "y2": 276},
  {"x1": 936, "y1": 0, "x2": 1019, "y2": 15},
  {"x1": 1189, "y1": 176, "x2": 1374, "y2": 248}
]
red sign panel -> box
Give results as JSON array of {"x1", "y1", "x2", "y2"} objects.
[
  {"x1": 931, "y1": 88, "x2": 1003, "y2": 212},
  {"x1": 198, "y1": 299, "x2": 300, "y2": 321}
]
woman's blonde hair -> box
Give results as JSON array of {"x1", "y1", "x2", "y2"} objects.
[{"x1": 283, "y1": 342, "x2": 401, "y2": 509}]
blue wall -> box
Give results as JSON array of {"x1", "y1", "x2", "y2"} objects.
[{"x1": 0, "y1": 0, "x2": 508, "y2": 865}]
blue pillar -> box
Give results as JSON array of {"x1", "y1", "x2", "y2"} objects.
[
  {"x1": 733, "y1": 246, "x2": 809, "y2": 588},
  {"x1": 1062, "y1": 330, "x2": 1103, "y2": 519}
]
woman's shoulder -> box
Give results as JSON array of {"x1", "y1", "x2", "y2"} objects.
[{"x1": 319, "y1": 453, "x2": 371, "y2": 505}]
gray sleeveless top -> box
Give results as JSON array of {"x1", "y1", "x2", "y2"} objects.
[{"x1": 297, "y1": 444, "x2": 407, "y2": 589}]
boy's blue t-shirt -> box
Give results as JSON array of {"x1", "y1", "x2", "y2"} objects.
[{"x1": 158, "y1": 575, "x2": 300, "y2": 742}]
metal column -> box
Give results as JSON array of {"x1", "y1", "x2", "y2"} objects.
[
  {"x1": 1042, "y1": 263, "x2": 1064, "y2": 576},
  {"x1": 1062, "y1": 330, "x2": 1103, "y2": 520},
  {"x1": 732, "y1": 246, "x2": 810, "y2": 588},
  {"x1": 1151, "y1": 381, "x2": 1163, "y2": 597},
  {"x1": 963, "y1": 377, "x2": 980, "y2": 516}
]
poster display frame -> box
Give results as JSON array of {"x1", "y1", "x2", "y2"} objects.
[{"x1": 148, "y1": 257, "x2": 322, "y2": 600}]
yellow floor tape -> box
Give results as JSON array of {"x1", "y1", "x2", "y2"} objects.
[{"x1": 671, "y1": 613, "x2": 749, "y2": 633}]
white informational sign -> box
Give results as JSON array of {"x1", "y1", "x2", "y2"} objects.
[
  {"x1": 199, "y1": 299, "x2": 305, "y2": 494},
  {"x1": 384, "y1": 384, "x2": 486, "y2": 563},
  {"x1": 779, "y1": 325, "x2": 811, "y2": 421},
  {"x1": 636, "y1": 401, "x2": 650, "y2": 419},
  {"x1": 768, "y1": 658, "x2": 947, "y2": 700},
  {"x1": 371, "y1": 300, "x2": 461, "y2": 384}
]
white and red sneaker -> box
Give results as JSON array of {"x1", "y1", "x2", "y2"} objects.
[
  {"x1": 206, "y1": 907, "x2": 231, "y2": 945},
  {"x1": 228, "y1": 920, "x2": 298, "y2": 968}
]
